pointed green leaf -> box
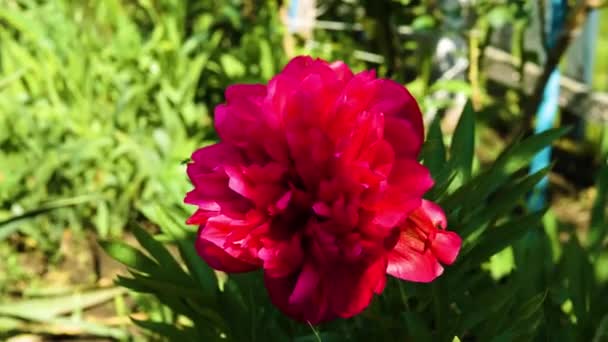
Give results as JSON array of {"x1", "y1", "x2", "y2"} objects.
[
  {"x1": 589, "y1": 160, "x2": 608, "y2": 251},
  {"x1": 464, "y1": 211, "x2": 545, "y2": 267},
  {"x1": 442, "y1": 127, "x2": 568, "y2": 212},
  {"x1": 99, "y1": 240, "x2": 158, "y2": 274},
  {"x1": 562, "y1": 238, "x2": 593, "y2": 328},
  {"x1": 499, "y1": 127, "x2": 569, "y2": 175},
  {"x1": 132, "y1": 318, "x2": 202, "y2": 340},
  {"x1": 518, "y1": 291, "x2": 547, "y2": 322},
  {"x1": 592, "y1": 314, "x2": 608, "y2": 342},
  {"x1": 459, "y1": 167, "x2": 550, "y2": 240},
  {"x1": 131, "y1": 225, "x2": 184, "y2": 274},
  {"x1": 449, "y1": 100, "x2": 476, "y2": 184},
  {"x1": 461, "y1": 281, "x2": 518, "y2": 331},
  {"x1": 422, "y1": 116, "x2": 447, "y2": 178},
  {"x1": 0, "y1": 287, "x2": 125, "y2": 321},
  {"x1": 138, "y1": 204, "x2": 217, "y2": 292},
  {"x1": 403, "y1": 312, "x2": 433, "y2": 341},
  {"x1": 259, "y1": 39, "x2": 274, "y2": 81},
  {"x1": 116, "y1": 274, "x2": 206, "y2": 301}
]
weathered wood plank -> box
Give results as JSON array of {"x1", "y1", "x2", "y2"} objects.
[{"x1": 483, "y1": 46, "x2": 608, "y2": 123}]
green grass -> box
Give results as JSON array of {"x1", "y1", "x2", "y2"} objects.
[
  {"x1": 593, "y1": 9, "x2": 608, "y2": 91},
  {"x1": 0, "y1": 0, "x2": 284, "y2": 249}
]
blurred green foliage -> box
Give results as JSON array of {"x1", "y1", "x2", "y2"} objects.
[{"x1": 0, "y1": 0, "x2": 284, "y2": 247}]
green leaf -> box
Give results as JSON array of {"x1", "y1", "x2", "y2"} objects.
[
  {"x1": 132, "y1": 318, "x2": 202, "y2": 340},
  {"x1": 99, "y1": 240, "x2": 159, "y2": 274},
  {"x1": 0, "y1": 287, "x2": 125, "y2": 321},
  {"x1": 511, "y1": 291, "x2": 547, "y2": 330},
  {"x1": 459, "y1": 167, "x2": 550, "y2": 240},
  {"x1": 412, "y1": 15, "x2": 435, "y2": 30},
  {"x1": 464, "y1": 211, "x2": 545, "y2": 267},
  {"x1": 14, "y1": 317, "x2": 128, "y2": 339},
  {"x1": 592, "y1": 314, "x2": 608, "y2": 342},
  {"x1": 403, "y1": 312, "x2": 433, "y2": 341},
  {"x1": 487, "y1": 5, "x2": 512, "y2": 29},
  {"x1": 131, "y1": 225, "x2": 184, "y2": 275},
  {"x1": 95, "y1": 200, "x2": 110, "y2": 239},
  {"x1": 259, "y1": 39, "x2": 274, "y2": 81},
  {"x1": 422, "y1": 116, "x2": 447, "y2": 179},
  {"x1": 449, "y1": 100, "x2": 476, "y2": 185},
  {"x1": 115, "y1": 274, "x2": 205, "y2": 300},
  {"x1": 562, "y1": 238, "x2": 593, "y2": 329},
  {"x1": 220, "y1": 54, "x2": 246, "y2": 78},
  {"x1": 138, "y1": 204, "x2": 218, "y2": 293},
  {"x1": 487, "y1": 291, "x2": 546, "y2": 341},
  {"x1": 0, "y1": 195, "x2": 98, "y2": 240},
  {"x1": 443, "y1": 127, "x2": 568, "y2": 211},
  {"x1": 461, "y1": 282, "x2": 518, "y2": 331},
  {"x1": 294, "y1": 332, "x2": 344, "y2": 342},
  {"x1": 499, "y1": 127, "x2": 570, "y2": 175},
  {"x1": 589, "y1": 160, "x2": 608, "y2": 251},
  {"x1": 542, "y1": 209, "x2": 562, "y2": 261}
]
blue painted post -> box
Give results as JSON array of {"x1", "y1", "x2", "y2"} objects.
[{"x1": 528, "y1": 0, "x2": 567, "y2": 211}]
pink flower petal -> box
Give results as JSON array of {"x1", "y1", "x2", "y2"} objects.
[
  {"x1": 371, "y1": 79, "x2": 424, "y2": 139},
  {"x1": 329, "y1": 61, "x2": 354, "y2": 83},
  {"x1": 384, "y1": 116, "x2": 423, "y2": 158},
  {"x1": 190, "y1": 143, "x2": 242, "y2": 170},
  {"x1": 388, "y1": 159, "x2": 435, "y2": 197},
  {"x1": 289, "y1": 262, "x2": 320, "y2": 304},
  {"x1": 186, "y1": 209, "x2": 216, "y2": 225},
  {"x1": 280, "y1": 56, "x2": 316, "y2": 79},
  {"x1": 418, "y1": 199, "x2": 448, "y2": 228},
  {"x1": 259, "y1": 234, "x2": 304, "y2": 277},
  {"x1": 387, "y1": 238, "x2": 444, "y2": 282},
  {"x1": 195, "y1": 238, "x2": 258, "y2": 273},
  {"x1": 264, "y1": 271, "x2": 332, "y2": 324},
  {"x1": 225, "y1": 84, "x2": 266, "y2": 104},
  {"x1": 329, "y1": 257, "x2": 387, "y2": 318},
  {"x1": 432, "y1": 230, "x2": 462, "y2": 265}
]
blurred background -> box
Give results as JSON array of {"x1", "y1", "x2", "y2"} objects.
[{"x1": 1, "y1": 0, "x2": 607, "y2": 340}]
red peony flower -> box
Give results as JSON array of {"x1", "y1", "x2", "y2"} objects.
[{"x1": 185, "y1": 56, "x2": 461, "y2": 324}]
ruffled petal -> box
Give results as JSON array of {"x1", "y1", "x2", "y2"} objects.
[
  {"x1": 214, "y1": 102, "x2": 266, "y2": 150},
  {"x1": 280, "y1": 56, "x2": 317, "y2": 79},
  {"x1": 329, "y1": 61, "x2": 354, "y2": 83},
  {"x1": 371, "y1": 79, "x2": 424, "y2": 140},
  {"x1": 432, "y1": 230, "x2": 461, "y2": 265},
  {"x1": 195, "y1": 238, "x2": 258, "y2": 273},
  {"x1": 225, "y1": 84, "x2": 266, "y2": 104},
  {"x1": 384, "y1": 116, "x2": 423, "y2": 158},
  {"x1": 223, "y1": 164, "x2": 287, "y2": 209},
  {"x1": 258, "y1": 233, "x2": 304, "y2": 278},
  {"x1": 329, "y1": 257, "x2": 387, "y2": 318},
  {"x1": 288, "y1": 262, "x2": 320, "y2": 304},
  {"x1": 418, "y1": 199, "x2": 447, "y2": 228},
  {"x1": 264, "y1": 270, "x2": 332, "y2": 324},
  {"x1": 190, "y1": 143, "x2": 242, "y2": 171},
  {"x1": 386, "y1": 237, "x2": 444, "y2": 282},
  {"x1": 388, "y1": 159, "x2": 434, "y2": 197}
]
